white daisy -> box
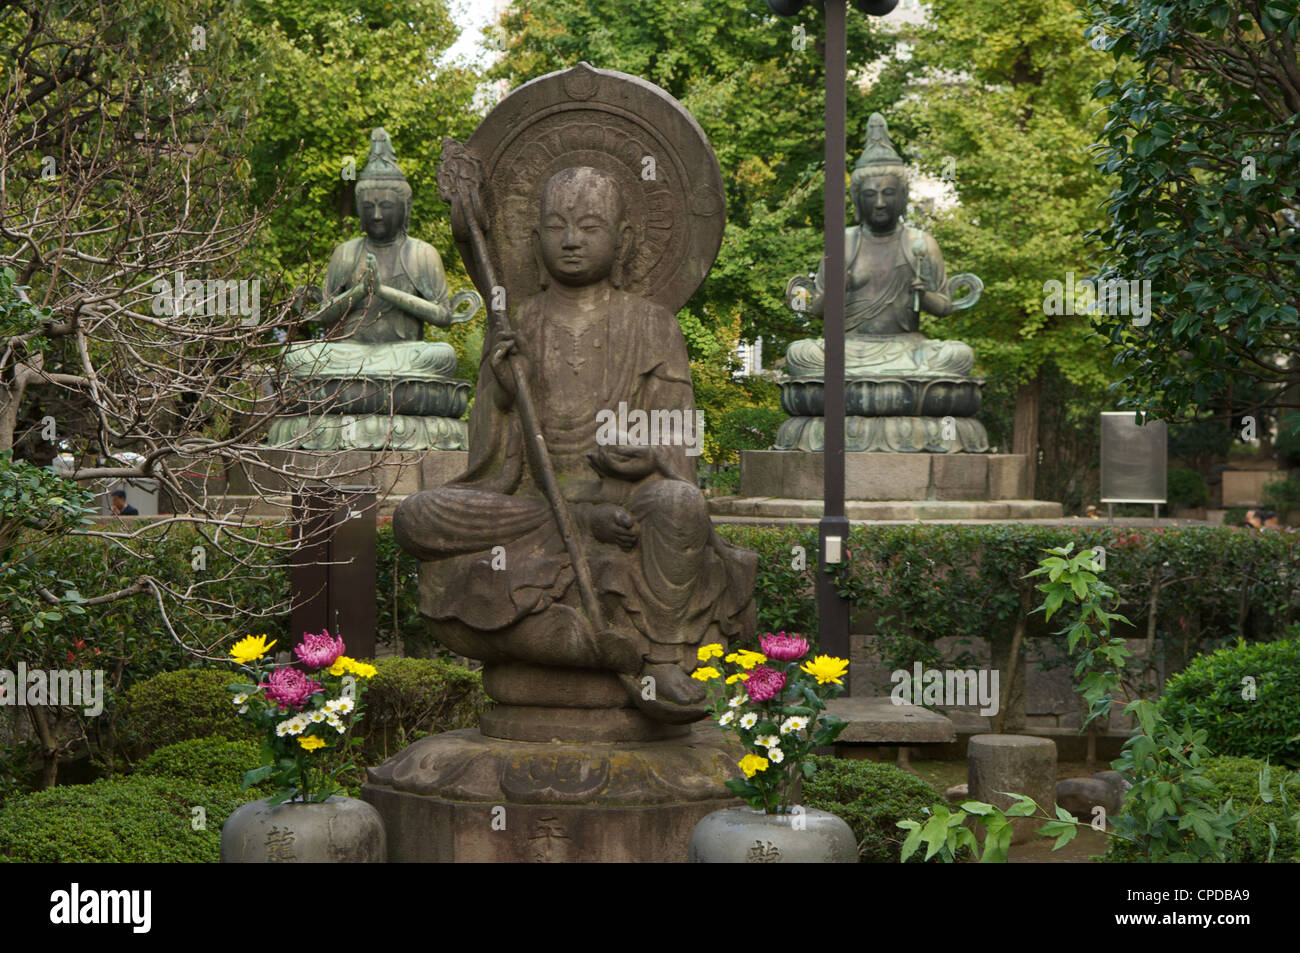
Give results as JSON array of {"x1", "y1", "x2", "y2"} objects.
[
  {"x1": 728, "y1": 695, "x2": 746, "y2": 709},
  {"x1": 739, "y1": 713, "x2": 758, "y2": 729},
  {"x1": 756, "y1": 734, "x2": 780, "y2": 749},
  {"x1": 719, "y1": 710, "x2": 736, "y2": 726},
  {"x1": 767, "y1": 747, "x2": 785, "y2": 764},
  {"x1": 232, "y1": 693, "x2": 249, "y2": 707},
  {"x1": 325, "y1": 697, "x2": 355, "y2": 715},
  {"x1": 780, "y1": 716, "x2": 808, "y2": 735},
  {"x1": 327, "y1": 715, "x2": 346, "y2": 734},
  {"x1": 275, "y1": 717, "x2": 305, "y2": 738},
  {"x1": 309, "y1": 710, "x2": 327, "y2": 723}
]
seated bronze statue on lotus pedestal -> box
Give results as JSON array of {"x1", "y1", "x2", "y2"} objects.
[
  {"x1": 778, "y1": 112, "x2": 988, "y2": 453},
  {"x1": 270, "y1": 128, "x2": 481, "y2": 451}
]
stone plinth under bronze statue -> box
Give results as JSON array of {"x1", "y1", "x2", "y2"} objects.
[
  {"x1": 363, "y1": 64, "x2": 752, "y2": 862},
  {"x1": 270, "y1": 128, "x2": 480, "y2": 452}
]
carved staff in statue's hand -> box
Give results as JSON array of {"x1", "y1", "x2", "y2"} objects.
[{"x1": 435, "y1": 138, "x2": 607, "y2": 633}]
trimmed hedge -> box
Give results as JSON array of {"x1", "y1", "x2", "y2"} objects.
[
  {"x1": 715, "y1": 524, "x2": 1300, "y2": 676},
  {"x1": 117, "y1": 668, "x2": 253, "y2": 756},
  {"x1": 0, "y1": 775, "x2": 258, "y2": 862},
  {"x1": 362, "y1": 657, "x2": 488, "y2": 761},
  {"x1": 1158, "y1": 634, "x2": 1300, "y2": 765},
  {"x1": 802, "y1": 756, "x2": 946, "y2": 863},
  {"x1": 136, "y1": 736, "x2": 268, "y2": 792}
]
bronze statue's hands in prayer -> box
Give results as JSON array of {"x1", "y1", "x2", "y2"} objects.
[
  {"x1": 589, "y1": 503, "x2": 639, "y2": 550},
  {"x1": 364, "y1": 253, "x2": 380, "y2": 296}
]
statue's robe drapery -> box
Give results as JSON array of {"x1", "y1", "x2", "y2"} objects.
[
  {"x1": 394, "y1": 287, "x2": 756, "y2": 651},
  {"x1": 786, "y1": 225, "x2": 974, "y2": 379}
]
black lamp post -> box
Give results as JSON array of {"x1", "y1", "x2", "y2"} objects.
[{"x1": 766, "y1": 0, "x2": 897, "y2": 691}]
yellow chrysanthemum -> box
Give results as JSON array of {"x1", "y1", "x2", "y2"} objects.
[
  {"x1": 725, "y1": 673, "x2": 750, "y2": 684},
  {"x1": 696, "y1": 644, "x2": 725, "y2": 662},
  {"x1": 734, "y1": 649, "x2": 767, "y2": 671},
  {"x1": 738, "y1": 754, "x2": 769, "y2": 778},
  {"x1": 346, "y1": 659, "x2": 378, "y2": 679},
  {"x1": 691, "y1": 666, "x2": 721, "y2": 682},
  {"x1": 230, "y1": 634, "x2": 276, "y2": 664},
  {"x1": 298, "y1": 735, "x2": 326, "y2": 752},
  {"x1": 329, "y1": 656, "x2": 352, "y2": 676},
  {"x1": 800, "y1": 654, "x2": 850, "y2": 685}
]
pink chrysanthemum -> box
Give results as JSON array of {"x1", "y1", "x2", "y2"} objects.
[
  {"x1": 759, "y1": 632, "x2": 809, "y2": 662},
  {"x1": 744, "y1": 665, "x2": 786, "y2": 703},
  {"x1": 293, "y1": 630, "x2": 346, "y2": 670},
  {"x1": 261, "y1": 667, "x2": 323, "y2": 711}
]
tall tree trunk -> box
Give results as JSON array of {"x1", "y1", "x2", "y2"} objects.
[{"x1": 1013, "y1": 373, "x2": 1042, "y2": 497}]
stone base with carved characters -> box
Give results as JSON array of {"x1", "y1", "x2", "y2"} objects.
[{"x1": 362, "y1": 724, "x2": 742, "y2": 862}]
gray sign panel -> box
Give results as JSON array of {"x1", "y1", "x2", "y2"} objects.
[{"x1": 1100, "y1": 412, "x2": 1167, "y2": 503}]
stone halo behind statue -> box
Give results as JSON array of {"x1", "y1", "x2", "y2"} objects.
[{"x1": 462, "y1": 62, "x2": 725, "y2": 315}]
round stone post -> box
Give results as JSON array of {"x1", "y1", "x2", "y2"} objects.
[{"x1": 966, "y1": 734, "x2": 1057, "y2": 845}]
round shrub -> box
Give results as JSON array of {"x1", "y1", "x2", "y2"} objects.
[
  {"x1": 118, "y1": 668, "x2": 253, "y2": 755},
  {"x1": 802, "y1": 755, "x2": 945, "y2": 862},
  {"x1": 362, "y1": 657, "x2": 487, "y2": 761},
  {"x1": 1166, "y1": 467, "x2": 1210, "y2": 509},
  {"x1": 136, "y1": 736, "x2": 267, "y2": 792},
  {"x1": 1158, "y1": 635, "x2": 1300, "y2": 765},
  {"x1": 0, "y1": 775, "x2": 258, "y2": 862}
]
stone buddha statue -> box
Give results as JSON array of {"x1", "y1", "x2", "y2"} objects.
[
  {"x1": 777, "y1": 113, "x2": 988, "y2": 453},
  {"x1": 392, "y1": 165, "x2": 757, "y2": 734},
  {"x1": 269, "y1": 128, "x2": 481, "y2": 451}
]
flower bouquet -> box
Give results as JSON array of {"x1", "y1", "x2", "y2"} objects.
[
  {"x1": 226, "y1": 631, "x2": 377, "y2": 805},
  {"x1": 692, "y1": 633, "x2": 849, "y2": 813}
]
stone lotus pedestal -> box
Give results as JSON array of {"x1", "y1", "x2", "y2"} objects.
[
  {"x1": 362, "y1": 665, "x2": 742, "y2": 863},
  {"x1": 268, "y1": 372, "x2": 470, "y2": 452},
  {"x1": 776, "y1": 377, "x2": 989, "y2": 453}
]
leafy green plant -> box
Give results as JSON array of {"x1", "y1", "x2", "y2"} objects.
[
  {"x1": 897, "y1": 542, "x2": 1255, "y2": 862},
  {"x1": 1158, "y1": 632, "x2": 1300, "y2": 765},
  {"x1": 898, "y1": 795, "x2": 1082, "y2": 864}
]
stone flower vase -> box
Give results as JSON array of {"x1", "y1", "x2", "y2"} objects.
[
  {"x1": 220, "y1": 795, "x2": 387, "y2": 863},
  {"x1": 688, "y1": 806, "x2": 857, "y2": 863}
]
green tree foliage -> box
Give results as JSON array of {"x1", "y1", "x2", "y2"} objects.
[
  {"x1": 1087, "y1": 0, "x2": 1300, "y2": 440},
  {"x1": 899, "y1": 0, "x2": 1122, "y2": 488},
  {"x1": 237, "y1": 1, "x2": 481, "y2": 286}
]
